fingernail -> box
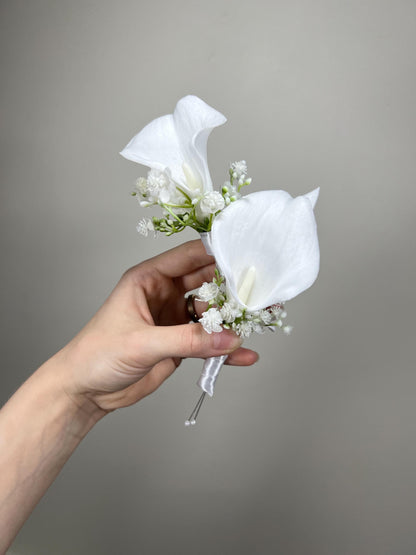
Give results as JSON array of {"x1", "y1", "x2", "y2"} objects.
[{"x1": 212, "y1": 330, "x2": 242, "y2": 352}]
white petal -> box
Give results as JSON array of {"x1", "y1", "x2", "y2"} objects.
[
  {"x1": 120, "y1": 114, "x2": 185, "y2": 182},
  {"x1": 304, "y1": 187, "x2": 320, "y2": 209},
  {"x1": 210, "y1": 190, "x2": 320, "y2": 310},
  {"x1": 173, "y1": 96, "x2": 226, "y2": 192},
  {"x1": 120, "y1": 95, "x2": 226, "y2": 193}
]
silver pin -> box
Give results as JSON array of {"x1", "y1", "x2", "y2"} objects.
[{"x1": 184, "y1": 392, "x2": 206, "y2": 427}]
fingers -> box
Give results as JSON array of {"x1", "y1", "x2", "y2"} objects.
[
  {"x1": 183, "y1": 295, "x2": 208, "y2": 323},
  {"x1": 150, "y1": 239, "x2": 214, "y2": 279},
  {"x1": 181, "y1": 262, "x2": 216, "y2": 293},
  {"x1": 143, "y1": 323, "x2": 242, "y2": 364},
  {"x1": 123, "y1": 357, "x2": 179, "y2": 402},
  {"x1": 225, "y1": 347, "x2": 259, "y2": 366},
  {"x1": 93, "y1": 358, "x2": 180, "y2": 410}
]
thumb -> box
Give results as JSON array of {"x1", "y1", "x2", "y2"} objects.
[{"x1": 143, "y1": 323, "x2": 242, "y2": 364}]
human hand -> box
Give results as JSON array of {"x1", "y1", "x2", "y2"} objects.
[
  {"x1": 56, "y1": 240, "x2": 258, "y2": 413},
  {"x1": 0, "y1": 240, "x2": 259, "y2": 549}
]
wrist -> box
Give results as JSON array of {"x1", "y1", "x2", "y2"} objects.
[
  {"x1": 38, "y1": 348, "x2": 108, "y2": 434},
  {"x1": 0, "y1": 350, "x2": 105, "y2": 551}
]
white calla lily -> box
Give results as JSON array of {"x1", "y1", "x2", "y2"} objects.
[
  {"x1": 209, "y1": 188, "x2": 320, "y2": 311},
  {"x1": 120, "y1": 95, "x2": 226, "y2": 195}
]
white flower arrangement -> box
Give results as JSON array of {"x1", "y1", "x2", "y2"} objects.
[
  {"x1": 121, "y1": 95, "x2": 320, "y2": 420},
  {"x1": 131, "y1": 159, "x2": 251, "y2": 235},
  {"x1": 196, "y1": 270, "x2": 292, "y2": 338}
]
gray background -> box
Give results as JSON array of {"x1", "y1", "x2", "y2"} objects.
[{"x1": 1, "y1": 1, "x2": 415, "y2": 553}]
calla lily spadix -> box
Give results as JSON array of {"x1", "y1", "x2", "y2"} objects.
[
  {"x1": 120, "y1": 95, "x2": 226, "y2": 196},
  {"x1": 208, "y1": 188, "x2": 320, "y2": 311}
]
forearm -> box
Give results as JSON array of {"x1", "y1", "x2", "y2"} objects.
[{"x1": 0, "y1": 353, "x2": 105, "y2": 553}]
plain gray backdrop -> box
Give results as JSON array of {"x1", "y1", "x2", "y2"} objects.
[{"x1": 1, "y1": 1, "x2": 416, "y2": 553}]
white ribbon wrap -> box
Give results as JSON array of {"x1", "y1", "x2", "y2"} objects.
[
  {"x1": 198, "y1": 232, "x2": 228, "y2": 396},
  {"x1": 200, "y1": 232, "x2": 213, "y2": 256},
  {"x1": 197, "y1": 354, "x2": 228, "y2": 397}
]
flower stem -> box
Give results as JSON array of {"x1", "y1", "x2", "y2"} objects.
[
  {"x1": 162, "y1": 205, "x2": 185, "y2": 224},
  {"x1": 164, "y1": 203, "x2": 192, "y2": 209},
  {"x1": 176, "y1": 187, "x2": 192, "y2": 204}
]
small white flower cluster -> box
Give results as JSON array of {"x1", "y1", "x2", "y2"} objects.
[
  {"x1": 132, "y1": 162, "x2": 253, "y2": 236},
  {"x1": 197, "y1": 281, "x2": 221, "y2": 301},
  {"x1": 231, "y1": 160, "x2": 248, "y2": 180},
  {"x1": 197, "y1": 271, "x2": 292, "y2": 338},
  {"x1": 136, "y1": 217, "x2": 155, "y2": 237},
  {"x1": 134, "y1": 169, "x2": 185, "y2": 207},
  {"x1": 221, "y1": 160, "x2": 252, "y2": 206},
  {"x1": 197, "y1": 191, "x2": 225, "y2": 217},
  {"x1": 199, "y1": 307, "x2": 224, "y2": 333}
]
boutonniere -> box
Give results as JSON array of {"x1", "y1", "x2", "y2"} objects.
[{"x1": 121, "y1": 95, "x2": 320, "y2": 425}]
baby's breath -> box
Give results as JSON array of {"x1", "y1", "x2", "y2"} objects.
[
  {"x1": 136, "y1": 217, "x2": 155, "y2": 237},
  {"x1": 132, "y1": 162, "x2": 252, "y2": 236},
  {"x1": 196, "y1": 271, "x2": 291, "y2": 338}
]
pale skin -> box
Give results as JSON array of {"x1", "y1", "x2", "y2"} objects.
[{"x1": 0, "y1": 240, "x2": 258, "y2": 553}]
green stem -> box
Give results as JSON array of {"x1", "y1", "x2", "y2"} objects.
[
  {"x1": 163, "y1": 205, "x2": 185, "y2": 224},
  {"x1": 188, "y1": 205, "x2": 207, "y2": 232},
  {"x1": 164, "y1": 202, "x2": 192, "y2": 209},
  {"x1": 176, "y1": 187, "x2": 193, "y2": 204}
]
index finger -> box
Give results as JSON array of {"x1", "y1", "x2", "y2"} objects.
[{"x1": 149, "y1": 239, "x2": 214, "y2": 278}]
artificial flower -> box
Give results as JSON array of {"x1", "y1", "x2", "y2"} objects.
[
  {"x1": 136, "y1": 217, "x2": 155, "y2": 237},
  {"x1": 230, "y1": 160, "x2": 248, "y2": 179},
  {"x1": 120, "y1": 95, "x2": 226, "y2": 196},
  {"x1": 209, "y1": 188, "x2": 320, "y2": 311},
  {"x1": 197, "y1": 281, "x2": 220, "y2": 302},
  {"x1": 199, "y1": 307, "x2": 223, "y2": 334},
  {"x1": 196, "y1": 191, "x2": 225, "y2": 218},
  {"x1": 220, "y1": 301, "x2": 242, "y2": 324},
  {"x1": 121, "y1": 95, "x2": 321, "y2": 417},
  {"x1": 196, "y1": 274, "x2": 289, "y2": 338}
]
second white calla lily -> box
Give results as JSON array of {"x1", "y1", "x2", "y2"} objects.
[
  {"x1": 120, "y1": 95, "x2": 226, "y2": 195},
  {"x1": 209, "y1": 188, "x2": 320, "y2": 311}
]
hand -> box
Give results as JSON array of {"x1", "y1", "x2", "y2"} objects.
[
  {"x1": 57, "y1": 240, "x2": 258, "y2": 413},
  {"x1": 0, "y1": 240, "x2": 259, "y2": 549}
]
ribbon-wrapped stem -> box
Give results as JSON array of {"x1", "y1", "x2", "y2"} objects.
[
  {"x1": 197, "y1": 354, "x2": 228, "y2": 397},
  {"x1": 185, "y1": 233, "x2": 256, "y2": 425},
  {"x1": 198, "y1": 232, "x2": 228, "y2": 397},
  {"x1": 184, "y1": 233, "x2": 225, "y2": 425}
]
